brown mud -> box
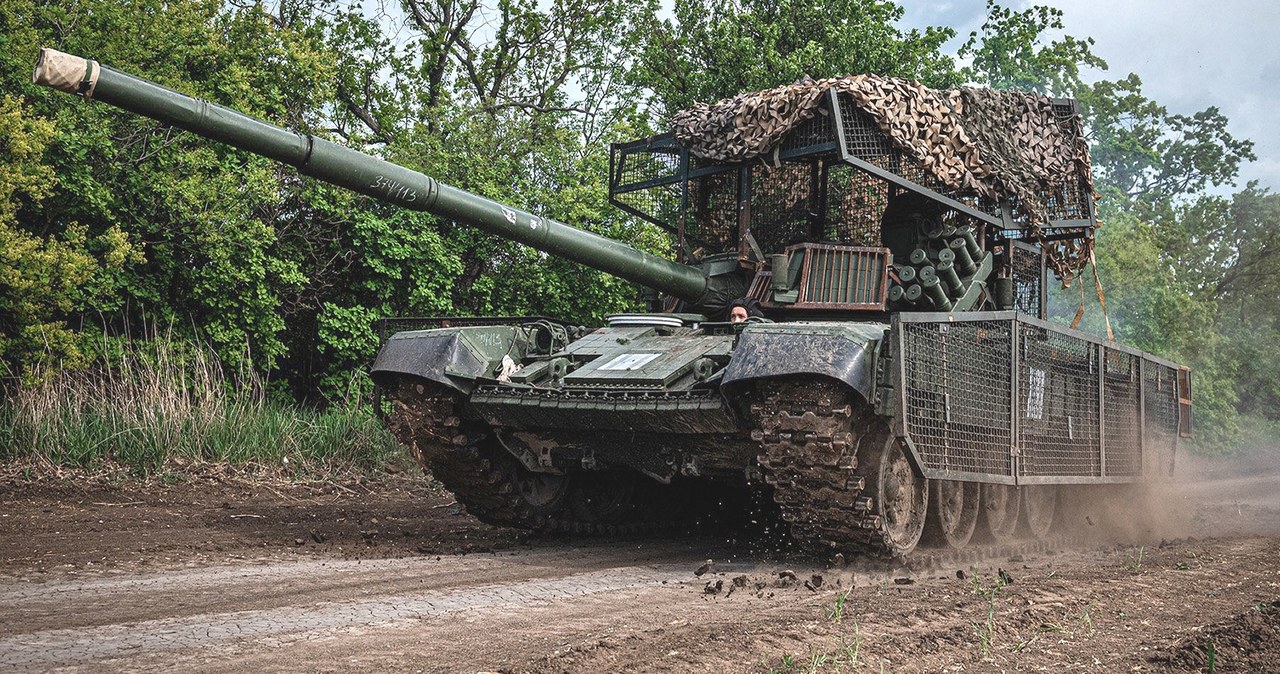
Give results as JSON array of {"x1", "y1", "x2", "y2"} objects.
[{"x1": 2, "y1": 457, "x2": 1279, "y2": 673}]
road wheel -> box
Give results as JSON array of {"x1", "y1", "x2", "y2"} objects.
[
  {"x1": 923, "y1": 479, "x2": 979, "y2": 549},
  {"x1": 862, "y1": 432, "x2": 929, "y2": 557},
  {"x1": 980, "y1": 483, "x2": 1020, "y2": 544},
  {"x1": 1020, "y1": 485, "x2": 1058, "y2": 540}
]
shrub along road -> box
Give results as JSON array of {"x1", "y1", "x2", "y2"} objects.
[{"x1": 1, "y1": 467, "x2": 1278, "y2": 672}]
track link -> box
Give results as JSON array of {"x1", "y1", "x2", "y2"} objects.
[{"x1": 753, "y1": 379, "x2": 905, "y2": 558}]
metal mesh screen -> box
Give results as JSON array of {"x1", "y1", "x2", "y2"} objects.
[
  {"x1": 781, "y1": 109, "x2": 839, "y2": 153},
  {"x1": 898, "y1": 315, "x2": 1188, "y2": 483},
  {"x1": 1011, "y1": 241, "x2": 1045, "y2": 318},
  {"x1": 687, "y1": 169, "x2": 739, "y2": 253},
  {"x1": 1103, "y1": 349, "x2": 1142, "y2": 476},
  {"x1": 902, "y1": 320, "x2": 1014, "y2": 476},
  {"x1": 1144, "y1": 362, "x2": 1180, "y2": 474},
  {"x1": 752, "y1": 162, "x2": 819, "y2": 252},
  {"x1": 835, "y1": 93, "x2": 1092, "y2": 226},
  {"x1": 610, "y1": 145, "x2": 683, "y2": 232},
  {"x1": 1018, "y1": 324, "x2": 1101, "y2": 477},
  {"x1": 823, "y1": 162, "x2": 887, "y2": 246}
]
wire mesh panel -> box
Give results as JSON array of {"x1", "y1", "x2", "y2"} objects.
[
  {"x1": 1011, "y1": 241, "x2": 1046, "y2": 318},
  {"x1": 1103, "y1": 348, "x2": 1142, "y2": 476},
  {"x1": 1144, "y1": 362, "x2": 1180, "y2": 475},
  {"x1": 897, "y1": 315, "x2": 1188, "y2": 484},
  {"x1": 1017, "y1": 323, "x2": 1101, "y2": 477},
  {"x1": 752, "y1": 161, "x2": 819, "y2": 252},
  {"x1": 901, "y1": 319, "x2": 1014, "y2": 477},
  {"x1": 836, "y1": 95, "x2": 1001, "y2": 218},
  {"x1": 609, "y1": 143, "x2": 684, "y2": 232},
  {"x1": 780, "y1": 109, "x2": 840, "y2": 154},
  {"x1": 687, "y1": 169, "x2": 740, "y2": 253},
  {"x1": 823, "y1": 162, "x2": 887, "y2": 246}
]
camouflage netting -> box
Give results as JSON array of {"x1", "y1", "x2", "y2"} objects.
[{"x1": 670, "y1": 75, "x2": 1094, "y2": 231}]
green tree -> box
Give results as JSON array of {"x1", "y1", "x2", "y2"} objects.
[{"x1": 632, "y1": 0, "x2": 959, "y2": 116}]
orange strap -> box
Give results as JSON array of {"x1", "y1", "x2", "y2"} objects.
[{"x1": 1067, "y1": 246, "x2": 1114, "y2": 341}]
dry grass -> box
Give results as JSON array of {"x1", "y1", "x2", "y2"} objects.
[{"x1": 0, "y1": 337, "x2": 400, "y2": 476}]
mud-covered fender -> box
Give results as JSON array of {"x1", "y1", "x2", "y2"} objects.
[
  {"x1": 370, "y1": 326, "x2": 528, "y2": 394},
  {"x1": 721, "y1": 321, "x2": 887, "y2": 403}
]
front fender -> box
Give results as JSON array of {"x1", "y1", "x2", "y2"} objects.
[
  {"x1": 371, "y1": 326, "x2": 525, "y2": 394},
  {"x1": 721, "y1": 322, "x2": 887, "y2": 403}
]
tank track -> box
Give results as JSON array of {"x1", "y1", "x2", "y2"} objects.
[
  {"x1": 383, "y1": 375, "x2": 704, "y2": 536},
  {"x1": 751, "y1": 381, "x2": 1090, "y2": 565},
  {"x1": 752, "y1": 379, "x2": 906, "y2": 558}
]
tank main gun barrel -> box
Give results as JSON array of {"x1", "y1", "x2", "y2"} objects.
[{"x1": 31, "y1": 48, "x2": 713, "y2": 305}]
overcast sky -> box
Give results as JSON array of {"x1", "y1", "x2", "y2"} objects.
[{"x1": 898, "y1": 0, "x2": 1280, "y2": 194}]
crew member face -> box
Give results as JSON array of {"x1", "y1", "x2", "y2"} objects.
[{"x1": 730, "y1": 306, "x2": 749, "y2": 323}]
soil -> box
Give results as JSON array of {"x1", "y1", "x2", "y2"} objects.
[{"x1": 3, "y1": 456, "x2": 1280, "y2": 673}]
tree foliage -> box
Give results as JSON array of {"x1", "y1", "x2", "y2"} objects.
[
  {"x1": 632, "y1": 0, "x2": 959, "y2": 117},
  {"x1": 961, "y1": 2, "x2": 1272, "y2": 449}
]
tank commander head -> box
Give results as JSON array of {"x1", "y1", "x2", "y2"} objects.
[{"x1": 727, "y1": 297, "x2": 763, "y2": 323}]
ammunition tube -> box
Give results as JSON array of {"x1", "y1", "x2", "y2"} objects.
[
  {"x1": 960, "y1": 228, "x2": 981, "y2": 258},
  {"x1": 888, "y1": 285, "x2": 905, "y2": 303},
  {"x1": 949, "y1": 238, "x2": 977, "y2": 275},
  {"x1": 904, "y1": 284, "x2": 924, "y2": 303},
  {"x1": 994, "y1": 277, "x2": 1014, "y2": 309},
  {"x1": 898, "y1": 265, "x2": 917, "y2": 283},
  {"x1": 937, "y1": 248, "x2": 955, "y2": 265},
  {"x1": 938, "y1": 260, "x2": 963, "y2": 294},
  {"x1": 909, "y1": 248, "x2": 931, "y2": 266},
  {"x1": 920, "y1": 274, "x2": 953, "y2": 311},
  {"x1": 917, "y1": 265, "x2": 938, "y2": 285}
]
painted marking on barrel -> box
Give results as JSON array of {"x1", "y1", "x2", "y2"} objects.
[
  {"x1": 370, "y1": 175, "x2": 417, "y2": 202},
  {"x1": 502, "y1": 207, "x2": 517, "y2": 224}
]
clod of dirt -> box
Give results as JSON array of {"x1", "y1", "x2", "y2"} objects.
[
  {"x1": 292, "y1": 538, "x2": 305, "y2": 546},
  {"x1": 309, "y1": 529, "x2": 325, "y2": 544},
  {"x1": 703, "y1": 580, "x2": 723, "y2": 594},
  {"x1": 893, "y1": 577, "x2": 914, "y2": 585},
  {"x1": 810, "y1": 574, "x2": 824, "y2": 589},
  {"x1": 828, "y1": 553, "x2": 846, "y2": 569},
  {"x1": 778, "y1": 570, "x2": 797, "y2": 581},
  {"x1": 956, "y1": 569, "x2": 967, "y2": 580},
  {"x1": 1149, "y1": 600, "x2": 1280, "y2": 672},
  {"x1": 695, "y1": 559, "x2": 713, "y2": 577},
  {"x1": 732, "y1": 575, "x2": 749, "y2": 588},
  {"x1": 998, "y1": 568, "x2": 1015, "y2": 585}
]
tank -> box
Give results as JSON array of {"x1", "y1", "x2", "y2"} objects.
[{"x1": 34, "y1": 49, "x2": 1193, "y2": 558}]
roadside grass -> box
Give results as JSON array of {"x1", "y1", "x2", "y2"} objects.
[{"x1": 0, "y1": 338, "x2": 402, "y2": 478}]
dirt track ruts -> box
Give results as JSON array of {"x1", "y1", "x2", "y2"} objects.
[{"x1": 2, "y1": 464, "x2": 1280, "y2": 673}]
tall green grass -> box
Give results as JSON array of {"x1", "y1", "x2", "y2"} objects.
[{"x1": 0, "y1": 338, "x2": 401, "y2": 476}]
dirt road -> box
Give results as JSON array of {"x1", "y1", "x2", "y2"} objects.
[{"x1": 2, "y1": 464, "x2": 1279, "y2": 673}]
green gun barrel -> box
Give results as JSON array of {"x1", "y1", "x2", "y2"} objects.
[{"x1": 32, "y1": 48, "x2": 715, "y2": 305}]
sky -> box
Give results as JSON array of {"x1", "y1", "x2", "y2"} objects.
[{"x1": 898, "y1": 0, "x2": 1280, "y2": 194}]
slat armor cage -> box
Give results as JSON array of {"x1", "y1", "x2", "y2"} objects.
[
  {"x1": 895, "y1": 312, "x2": 1185, "y2": 485},
  {"x1": 609, "y1": 90, "x2": 1095, "y2": 261}
]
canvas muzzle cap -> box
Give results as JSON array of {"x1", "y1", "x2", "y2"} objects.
[{"x1": 33, "y1": 48, "x2": 99, "y2": 98}]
